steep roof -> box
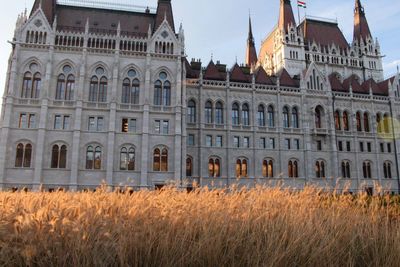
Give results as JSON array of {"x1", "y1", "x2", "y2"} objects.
[
  {"x1": 353, "y1": 0, "x2": 372, "y2": 43},
  {"x1": 185, "y1": 58, "x2": 201, "y2": 79},
  {"x1": 230, "y1": 64, "x2": 251, "y2": 83},
  {"x1": 343, "y1": 75, "x2": 365, "y2": 94},
  {"x1": 376, "y1": 78, "x2": 393, "y2": 96},
  {"x1": 246, "y1": 16, "x2": 258, "y2": 67},
  {"x1": 31, "y1": 0, "x2": 56, "y2": 24},
  {"x1": 278, "y1": 0, "x2": 296, "y2": 32},
  {"x1": 299, "y1": 19, "x2": 349, "y2": 50},
  {"x1": 203, "y1": 61, "x2": 226, "y2": 81},
  {"x1": 255, "y1": 67, "x2": 275, "y2": 85},
  {"x1": 329, "y1": 74, "x2": 346, "y2": 92},
  {"x1": 154, "y1": 0, "x2": 175, "y2": 32},
  {"x1": 278, "y1": 68, "x2": 298, "y2": 87}
]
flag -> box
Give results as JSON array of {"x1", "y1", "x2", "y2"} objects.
[{"x1": 298, "y1": 0, "x2": 306, "y2": 8}]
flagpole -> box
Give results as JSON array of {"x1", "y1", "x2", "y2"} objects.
[{"x1": 297, "y1": 2, "x2": 301, "y2": 25}]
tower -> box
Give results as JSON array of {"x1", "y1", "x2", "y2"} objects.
[
  {"x1": 352, "y1": 0, "x2": 383, "y2": 81},
  {"x1": 245, "y1": 16, "x2": 258, "y2": 69}
]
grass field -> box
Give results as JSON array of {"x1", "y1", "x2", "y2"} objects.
[{"x1": 1, "y1": 186, "x2": 400, "y2": 266}]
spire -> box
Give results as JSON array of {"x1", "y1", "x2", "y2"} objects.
[
  {"x1": 245, "y1": 16, "x2": 258, "y2": 68},
  {"x1": 278, "y1": 0, "x2": 296, "y2": 32},
  {"x1": 353, "y1": 0, "x2": 372, "y2": 44},
  {"x1": 154, "y1": 0, "x2": 175, "y2": 33}
]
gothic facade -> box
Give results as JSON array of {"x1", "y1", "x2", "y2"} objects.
[{"x1": 0, "y1": 0, "x2": 399, "y2": 193}]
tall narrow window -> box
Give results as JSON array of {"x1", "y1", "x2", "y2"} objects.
[
  {"x1": 122, "y1": 78, "x2": 131, "y2": 104},
  {"x1": 32, "y1": 73, "x2": 41, "y2": 98},
  {"x1": 59, "y1": 145, "x2": 67, "y2": 168},
  {"x1": 232, "y1": 103, "x2": 240, "y2": 125},
  {"x1": 56, "y1": 74, "x2": 66, "y2": 100},
  {"x1": 51, "y1": 145, "x2": 60, "y2": 168},
  {"x1": 89, "y1": 77, "x2": 99, "y2": 102},
  {"x1": 363, "y1": 161, "x2": 372, "y2": 179},
  {"x1": 99, "y1": 77, "x2": 108, "y2": 102},
  {"x1": 257, "y1": 105, "x2": 265, "y2": 127},
  {"x1": 131, "y1": 79, "x2": 140, "y2": 105},
  {"x1": 89, "y1": 67, "x2": 107, "y2": 103},
  {"x1": 208, "y1": 159, "x2": 215, "y2": 177},
  {"x1": 242, "y1": 104, "x2": 250, "y2": 126},
  {"x1": 120, "y1": 146, "x2": 135, "y2": 171},
  {"x1": 208, "y1": 158, "x2": 221, "y2": 177},
  {"x1": 205, "y1": 101, "x2": 213, "y2": 124},
  {"x1": 315, "y1": 106, "x2": 322, "y2": 129},
  {"x1": 154, "y1": 80, "x2": 162, "y2": 105},
  {"x1": 15, "y1": 143, "x2": 24, "y2": 167},
  {"x1": 86, "y1": 146, "x2": 94, "y2": 170},
  {"x1": 163, "y1": 81, "x2": 171, "y2": 106},
  {"x1": 94, "y1": 146, "x2": 102, "y2": 170},
  {"x1": 187, "y1": 100, "x2": 196, "y2": 123},
  {"x1": 66, "y1": 75, "x2": 75, "y2": 100},
  {"x1": 343, "y1": 111, "x2": 349, "y2": 131},
  {"x1": 262, "y1": 160, "x2": 274, "y2": 178},
  {"x1": 153, "y1": 148, "x2": 161, "y2": 171},
  {"x1": 376, "y1": 114, "x2": 382, "y2": 133},
  {"x1": 292, "y1": 107, "x2": 299, "y2": 128},
  {"x1": 268, "y1": 105, "x2": 275, "y2": 127},
  {"x1": 56, "y1": 65, "x2": 75, "y2": 100},
  {"x1": 356, "y1": 112, "x2": 362, "y2": 132},
  {"x1": 186, "y1": 158, "x2": 193, "y2": 177},
  {"x1": 236, "y1": 159, "x2": 242, "y2": 178},
  {"x1": 215, "y1": 102, "x2": 224, "y2": 124},
  {"x1": 383, "y1": 114, "x2": 390, "y2": 133},
  {"x1": 161, "y1": 149, "x2": 168, "y2": 172},
  {"x1": 364, "y1": 113, "x2": 370, "y2": 132},
  {"x1": 283, "y1": 107, "x2": 290, "y2": 128},
  {"x1": 22, "y1": 72, "x2": 32, "y2": 98},
  {"x1": 334, "y1": 111, "x2": 341, "y2": 130},
  {"x1": 23, "y1": 144, "x2": 32, "y2": 168},
  {"x1": 154, "y1": 72, "x2": 171, "y2": 106}
]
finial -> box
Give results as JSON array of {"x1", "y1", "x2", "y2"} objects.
[
  {"x1": 211, "y1": 52, "x2": 213, "y2": 61},
  {"x1": 397, "y1": 65, "x2": 399, "y2": 74}
]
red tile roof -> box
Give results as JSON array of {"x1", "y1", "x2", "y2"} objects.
[
  {"x1": 278, "y1": 0, "x2": 296, "y2": 32},
  {"x1": 255, "y1": 67, "x2": 275, "y2": 85},
  {"x1": 203, "y1": 61, "x2": 226, "y2": 81},
  {"x1": 299, "y1": 19, "x2": 349, "y2": 50},
  {"x1": 343, "y1": 75, "x2": 366, "y2": 94},
  {"x1": 230, "y1": 64, "x2": 250, "y2": 83},
  {"x1": 279, "y1": 68, "x2": 298, "y2": 88},
  {"x1": 329, "y1": 74, "x2": 346, "y2": 92}
]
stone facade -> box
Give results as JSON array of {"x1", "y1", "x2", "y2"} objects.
[{"x1": 0, "y1": 0, "x2": 399, "y2": 193}]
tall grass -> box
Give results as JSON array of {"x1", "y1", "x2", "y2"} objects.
[{"x1": 0, "y1": 186, "x2": 400, "y2": 266}]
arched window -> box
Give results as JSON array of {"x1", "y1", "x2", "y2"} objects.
[
  {"x1": 262, "y1": 160, "x2": 274, "y2": 178},
  {"x1": 208, "y1": 158, "x2": 221, "y2": 178},
  {"x1": 153, "y1": 148, "x2": 168, "y2": 172},
  {"x1": 15, "y1": 143, "x2": 24, "y2": 167},
  {"x1": 268, "y1": 105, "x2": 275, "y2": 127},
  {"x1": 343, "y1": 111, "x2": 349, "y2": 131},
  {"x1": 89, "y1": 67, "x2": 108, "y2": 102},
  {"x1": 236, "y1": 159, "x2": 248, "y2": 178},
  {"x1": 364, "y1": 113, "x2": 370, "y2": 132},
  {"x1": 376, "y1": 113, "x2": 382, "y2": 133},
  {"x1": 23, "y1": 144, "x2": 32, "y2": 168},
  {"x1": 186, "y1": 157, "x2": 193, "y2": 177},
  {"x1": 356, "y1": 112, "x2": 362, "y2": 132},
  {"x1": 120, "y1": 146, "x2": 135, "y2": 171},
  {"x1": 232, "y1": 103, "x2": 240, "y2": 125},
  {"x1": 288, "y1": 160, "x2": 299, "y2": 178},
  {"x1": 315, "y1": 160, "x2": 326, "y2": 178},
  {"x1": 86, "y1": 145, "x2": 101, "y2": 170},
  {"x1": 205, "y1": 101, "x2": 213, "y2": 124},
  {"x1": 187, "y1": 100, "x2": 196, "y2": 123},
  {"x1": 51, "y1": 144, "x2": 67, "y2": 169},
  {"x1": 283, "y1": 106, "x2": 290, "y2": 128},
  {"x1": 257, "y1": 105, "x2": 265, "y2": 126},
  {"x1": 51, "y1": 145, "x2": 60, "y2": 168},
  {"x1": 86, "y1": 146, "x2": 94, "y2": 169},
  {"x1": 242, "y1": 104, "x2": 250, "y2": 126},
  {"x1": 94, "y1": 146, "x2": 102, "y2": 169},
  {"x1": 154, "y1": 72, "x2": 171, "y2": 106},
  {"x1": 362, "y1": 161, "x2": 372, "y2": 179},
  {"x1": 315, "y1": 106, "x2": 323, "y2": 129},
  {"x1": 215, "y1": 102, "x2": 224, "y2": 124},
  {"x1": 334, "y1": 111, "x2": 341, "y2": 130},
  {"x1": 21, "y1": 71, "x2": 41, "y2": 99},
  {"x1": 383, "y1": 114, "x2": 390, "y2": 133},
  {"x1": 122, "y1": 69, "x2": 140, "y2": 104},
  {"x1": 292, "y1": 107, "x2": 299, "y2": 128},
  {"x1": 341, "y1": 161, "x2": 351, "y2": 178},
  {"x1": 384, "y1": 162, "x2": 392, "y2": 179},
  {"x1": 56, "y1": 65, "x2": 75, "y2": 100}
]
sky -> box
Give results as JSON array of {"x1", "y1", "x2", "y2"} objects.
[{"x1": 0, "y1": 0, "x2": 399, "y2": 100}]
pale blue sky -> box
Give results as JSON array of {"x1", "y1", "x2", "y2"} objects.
[{"x1": 0, "y1": 0, "x2": 399, "y2": 98}]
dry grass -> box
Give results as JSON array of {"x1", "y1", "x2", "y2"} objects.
[{"x1": 1, "y1": 186, "x2": 400, "y2": 266}]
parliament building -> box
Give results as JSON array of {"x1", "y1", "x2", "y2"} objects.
[{"x1": 0, "y1": 0, "x2": 399, "y2": 193}]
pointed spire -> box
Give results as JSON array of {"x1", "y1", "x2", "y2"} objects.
[
  {"x1": 278, "y1": 0, "x2": 296, "y2": 32},
  {"x1": 245, "y1": 15, "x2": 258, "y2": 68},
  {"x1": 353, "y1": 0, "x2": 372, "y2": 44},
  {"x1": 154, "y1": 0, "x2": 175, "y2": 33}
]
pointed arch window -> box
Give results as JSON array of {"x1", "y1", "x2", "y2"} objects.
[
  {"x1": 334, "y1": 111, "x2": 341, "y2": 130},
  {"x1": 89, "y1": 67, "x2": 107, "y2": 102},
  {"x1": 208, "y1": 158, "x2": 221, "y2": 178},
  {"x1": 215, "y1": 102, "x2": 224, "y2": 124},
  {"x1": 86, "y1": 145, "x2": 102, "y2": 170},
  {"x1": 154, "y1": 72, "x2": 171, "y2": 106},
  {"x1": 236, "y1": 159, "x2": 248, "y2": 178},
  {"x1": 315, "y1": 160, "x2": 326, "y2": 178},
  {"x1": 232, "y1": 103, "x2": 240, "y2": 125},
  {"x1": 288, "y1": 160, "x2": 299, "y2": 178},
  {"x1": 186, "y1": 157, "x2": 193, "y2": 177},
  {"x1": 21, "y1": 72, "x2": 41, "y2": 99},
  {"x1": 384, "y1": 162, "x2": 392, "y2": 179},
  {"x1": 15, "y1": 143, "x2": 32, "y2": 168},
  {"x1": 315, "y1": 106, "x2": 323, "y2": 129},
  {"x1": 51, "y1": 144, "x2": 67, "y2": 169},
  {"x1": 291, "y1": 107, "x2": 299, "y2": 128},
  {"x1": 341, "y1": 161, "x2": 351, "y2": 178},
  {"x1": 363, "y1": 113, "x2": 370, "y2": 132},
  {"x1": 362, "y1": 161, "x2": 372, "y2": 179},
  {"x1": 257, "y1": 105, "x2": 265, "y2": 127},
  {"x1": 122, "y1": 74, "x2": 140, "y2": 105},
  {"x1": 262, "y1": 160, "x2": 274, "y2": 178},
  {"x1": 120, "y1": 146, "x2": 135, "y2": 171},
  {"x1": 356, "y1": 112, "x2": 362, "y2": 132},
  {"x1": 205, "y1": 101, "x2": 213, "y2": 124},
  {"x1": 268, "y1": 105, "x2": 275, "y2": 127},
  {"x1": 242, "y1": 104, "x2": 250, "y2": 126},
  {"x1": 187, "y1": 100, "x2": 196, "y2": 123},
  {"x1": 343, "y1": 111, "x2": 349, "y2": 131},
  {"x1": 153, "y1": 147, "x2": 168, "y2": 172},
  {"x1": 383, "y1": 114, "x2": 390, "y2": 134},
  {"x1": 56, "y1": 65, "x2": 75, "y2": 100},
  {"x1": 283, "y1": 106, "x2": 290, "y2": 128}
]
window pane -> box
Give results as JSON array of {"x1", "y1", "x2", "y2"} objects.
[
  {"x1": 161, "y1": 149, "x2": 168, "y2": 171},
  {"x1": 162, "y1": 121, "x2": 169, "y2": 134},
  {"x1": 23, "y1": 144, "x2": 32, "y2": 168},
  {"x1": 153, "y1": 149, "x2": 160, "y2": 171},
  {"x1": 86, "y1": 146, "x2": 94, "y2": 169},
  {"x1": 94, "y1": 147, "x2": 102, "y2": 170},
  {"x1": 155, "y1": 120, "x2": 161, "y2": 134},
  {"x1": 63, "y1": 116, "x2": 70, "y2": 130},
  {"x1": 97, "y1": 117, "x2": 104, "y2": 131},
  {"x1": 15, "y1": 144, "x2": 24, "y2": 167},
  {"x1": 129, "y1": 119, "x2": 136, "y2": 133},
  {"x1": 51, "y1": 145, "x2": 59, "y2": 168},
  {"x1": 128, "y1": 148, "x2": 135, "y2": 171},
  {"x1": 19, "y1": 114, "x2": 27, "y2": 128},
  {"x1": 54, "y1": 115, "x2": 62, "y2": 130},
  {"x1": 88, "y1": 117, "x2": 96, "y2": 131},
  {"x1": 120, "y1": 148, "x2": 127, "y2": 170},
  {"x1": 59, "y1": 145, "x2": 67, "y2": 169}
]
